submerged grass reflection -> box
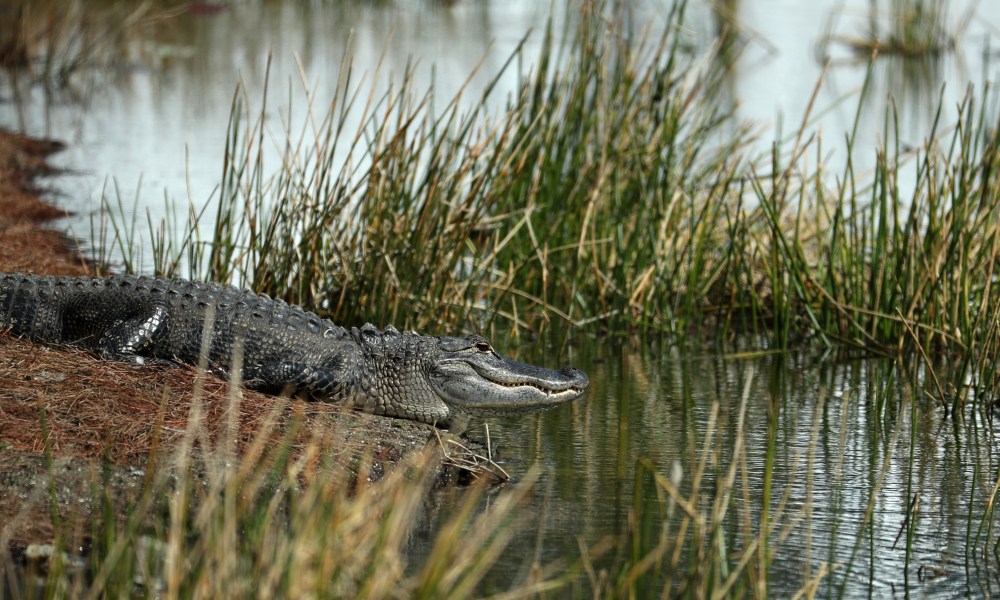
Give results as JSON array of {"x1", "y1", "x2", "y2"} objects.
[
  {"x1": 516, "y1": 343, "x2": 1000, "y2": 598},
  {"x1": 0, "y1": 0, "x2": 180, "y2": 89},
  {"x1": 563, "y1": 360, "x2": 834, "y2": 598}
]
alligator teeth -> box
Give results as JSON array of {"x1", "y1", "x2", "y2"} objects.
[{"x1": 488, "y1": 379, "x2": 579, "y2": 395}]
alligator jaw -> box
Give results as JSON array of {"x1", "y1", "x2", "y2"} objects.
[{"x1": 431, "y1": 355, "x2": 589, "y2": 413}]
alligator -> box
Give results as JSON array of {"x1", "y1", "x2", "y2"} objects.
[{"x1": 0, "y1": 272, "x2": 588, "y2": 425}]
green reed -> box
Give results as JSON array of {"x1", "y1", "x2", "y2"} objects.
[
  {"x1": 82, "y1": 0, "x2": 1000, "y2": 405},
  {"x1": 110, "y1": 0, "x2": 751, "y2": 337}
]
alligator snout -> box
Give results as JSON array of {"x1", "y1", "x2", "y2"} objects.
[{"x1": 559, "y1": 366, "x2": 589, "y2": 389}]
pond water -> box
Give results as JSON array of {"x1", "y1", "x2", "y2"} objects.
[
  {"x1": 3, "y1": 0, "x2": 1000, "y2": 596},
  {"x1": 471, "y1": 339, "x2": 1000, "y2": 596}
]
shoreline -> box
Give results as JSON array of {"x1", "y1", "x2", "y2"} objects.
[{"x1": 0, "y1": 132, "x2": 90, "y2": 276}]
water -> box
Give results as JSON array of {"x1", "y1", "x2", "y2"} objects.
[
  {"x1": 3, "y1": 0, "x2": 1000, "y2": 596},
  {"x1": 475, "y1": 340, "x2": 1000, "y2": 596}
]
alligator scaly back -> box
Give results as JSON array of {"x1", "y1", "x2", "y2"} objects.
[{"x1": 0, "y1": 272, "x2": 589, "y2": 424}]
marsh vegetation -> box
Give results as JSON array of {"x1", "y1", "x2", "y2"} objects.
[{"x1": 4, "y1": 0, "x2": 1000, "y2": 597}]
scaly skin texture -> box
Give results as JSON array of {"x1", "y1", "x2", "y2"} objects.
[{"x1": 0, "y1": 273, "x2": 589, "y2": 424}]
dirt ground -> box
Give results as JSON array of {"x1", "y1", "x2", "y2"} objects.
[{"x1": 0, "y1": 131, "x2": 462, "y2": 554}]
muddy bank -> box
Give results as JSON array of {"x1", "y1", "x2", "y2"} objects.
[
  {"x1": 0, "y1": 131, "x2": 483, "y2": 554},
  {"x1": 0, "y1": 132, "x2": 87, "y2": 275}
]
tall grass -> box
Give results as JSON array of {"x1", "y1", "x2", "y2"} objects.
[
  {"x1": 106, "y1": 0, "x2": 752, "y2": 337},
  {"x1": 83, "y1": 0, "x2": 1000, "y2": 408},
  {"x1": 2, "y1": 392, "x2": 552, "y2": 598},
  {"x1": 749, "y1": 77, "x2": 1000, "y2": 411},
  {"x1": 875, "y1": 0, "x2": 955, "y2": 56}
]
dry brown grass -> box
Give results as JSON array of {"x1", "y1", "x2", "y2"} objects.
[
  {"x1": 0, "y1": 133, "x2": 66, "y2": 220},
  {"x1": 0, "y1": 330, "x2": 452, "y2": 549},
  {"x1": 0, "y1": 335, "x2": 418, "y2": 464}
]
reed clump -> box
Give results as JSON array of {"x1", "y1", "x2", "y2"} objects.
[
  {"x1": 106, "y1": 0, "x2": 1000, "y2": 378},
  {"x1": 115, "y1": 0, "x2": 755, "y2": 338}
]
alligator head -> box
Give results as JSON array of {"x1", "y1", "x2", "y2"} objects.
[
  {"x1": 352, "y1": 326, "x2": 589, "y2": 425},
  {"x1": 429, "y1": 335, "x2": 589, "y2": 415}
]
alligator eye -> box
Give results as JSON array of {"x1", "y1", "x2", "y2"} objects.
[{"x1": 475, "y1": 341, "x2": 492, "y2": 353}]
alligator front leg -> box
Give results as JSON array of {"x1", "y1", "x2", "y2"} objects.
[
  {"x1": 96, "y1": 304, "x2": 177, "y2": 366},
  {"x1": 62, "y1": 294, "x2": 176, "y2": 366}
]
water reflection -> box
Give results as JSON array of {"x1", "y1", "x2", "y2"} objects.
[{"x1": 448, "y1": 341, "x2": 1000, "y2": 596}]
